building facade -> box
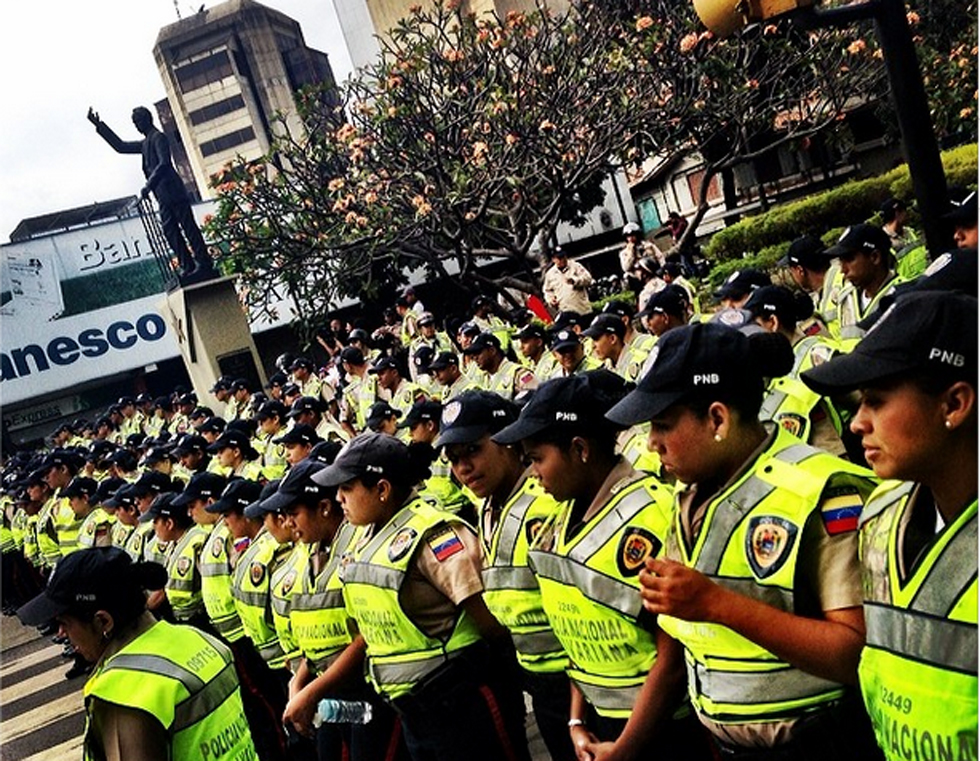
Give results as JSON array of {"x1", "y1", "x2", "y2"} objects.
[{"x1": 153, "y1": 0, "x2": 338, "y2": 199}]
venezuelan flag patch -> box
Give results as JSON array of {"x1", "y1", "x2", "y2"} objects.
[
  {"x1": 821, "y1": 492, "x2": 863, "y2": 535},
  {"x1": 428, "y1": 527, "x2": 464, "y2": 562}
]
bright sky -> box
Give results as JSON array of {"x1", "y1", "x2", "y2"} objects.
[{"x1": 0, "y1": 0, "x2": 355, "y2": 243}]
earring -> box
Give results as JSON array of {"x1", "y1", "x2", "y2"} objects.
[
  {"x1": 102, "y1": 630, "x2": 111, "y2": 640},
  {"x1": 322, "y1": 510, "x2": 330, "y2": 517},
  {"x1": 945, "y1": 419, "x2": 953, "y2": 430},
  {"x1": 714, "y1": 434, "x2": 723, "y2": 443},
  {"x1": 581, "y1": 454, "x2": 588, "y2": 464}
]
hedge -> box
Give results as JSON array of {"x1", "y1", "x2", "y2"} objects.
[{"x1": 704, "y1": 143, "x2": 978, "y2": 279}]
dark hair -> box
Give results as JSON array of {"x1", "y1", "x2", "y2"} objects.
[
  {"x1": 683, "y1": 332, "x2": 794, "y2": 421},
  {"x1": 70, "y1": 561, "x2": 166, "y2": 629}
]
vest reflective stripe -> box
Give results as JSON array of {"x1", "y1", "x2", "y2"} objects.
[
  {"x1": 77, "y1": 509, "x2": 114, "y2": 550},
  {"x1": 290, "y1": 525, "x2": 356, "y2": 672},
  {"x1": 270, "y1": 542, "x2": 307, "y2": 664},
  {"x1": 233, "y1": 531, "x2": 289, "y2": 666},
  {"x1": 759, "y1": 338, "x2": 843, "y2": 441},
  {"x1": 660, "y1": 430, "x2": 874, "y2": 725},
  {"x1": 864, "y1": 603, "x2": 977, "y2": 673},
  {"x1": 166, "y1": 525, "x2": 210, "y2": 621},
  {"x1": 83, "y1": 621, "x2": 256, "y2": 761},
  {"x1": 529, "y1": 478, "x2": 672, "y2": 718},
  {"x1": 342, "y1": 500, "x2": 482, "y2": 699},
  {"x1": 481, "y1": 482, "x2": 566, "y2": 672},
  {"x1": 858, "y1": 489, "x2": 977, "y2": 761}
]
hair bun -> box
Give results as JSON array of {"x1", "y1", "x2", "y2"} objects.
[
  {"x1": 135, "y1": 561, "x2": 168, "y2": 591},
  {"x1": 792, "y1": 290, "x2": 815, "y2": 323},
  {"x1": 747, "y1": 331, "x2": 795, "y2": 379}
]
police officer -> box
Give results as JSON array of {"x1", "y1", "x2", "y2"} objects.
[
  {"x1": 311, "y1": 434, "x2": 531, "y2": 761},
  {"x1": 463, "y1": 333, "x2": 537, "y2": 401},
  {"x1": 18, "y1": 547, "x2": 257, "y2": 761},
  {"x1": 802, "y1": 291, "x2": 977, "y2": 761},
  {"x1": 515, "y1": 323, "x2": 559, "y2": 382},
  {"x1": 582, "y1": 314, "x2": 646, "y2": 383},
  {"x1": 493, "y1": 372, "x2": 709, "y2": 760},
  {"x1": 428, "y1": 351, "x2": 478, "y2": 402},
  {"x1": 548, "y1": 329, "x2": 602, "y2": 379},
  {"x1": 602, "y1": 323, "x2": 881, "y2": 759},
  {"x1": 438, "y1": 392, "x2": 575, "y2": 761}
]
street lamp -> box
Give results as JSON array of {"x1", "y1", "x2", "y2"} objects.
[{"x1": 693, "y1": 0, "x2": 952, "y2": 256}]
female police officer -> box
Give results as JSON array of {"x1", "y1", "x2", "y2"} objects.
[
  {"x1": 598, "y1": 322, "x2": 882, "y2": 760},
  {"x1": 17, "y1": 547, "x2": 257, "y2": 761},
  {"x1": 311, "y1": 433, "x2": 530, "y2": 761},
  {"x1": 493, "y1": 371, "x2": 711, "y2": 761},
  {"x1": 802, "y1": 291, "x2": 978, "y2": 761}
]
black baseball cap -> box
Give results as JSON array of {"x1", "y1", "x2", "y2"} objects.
[
  {"x1": 289, "y1": 357, "x2": 314, "y2": 371},
  {"x1": 462, "y1": 333, "x2": 502, "y2": 355},
  {"x1": 209, "y1": 379, "x2": 231, "y2": 393},
  {"x1": 250, "y1": 459, "x2": 330, "y2": 517},
  {"x1": 778, "y1": 235, "x2": 827, "y2": 269},
  {"x1": 494, "y1": 370, "x2": 631, "y2": 444},
  {"x1": 399, "y1": 400, "x2": 443, "y2": 430},
  {"x1": 176, "y1": 392, "x2": 197, "y2": 407},
  {"x1": 802, "y1": 291, "x2": 977, "y2": 395},
  {"x1": 288, "y1": 396, "x2": 322, "y2": 419},
  {"x1": 825, "y1": 223, "x2": 892, "y2": 258},
  {"x1": 94, "y1": 478, "x2": 126, "y2": 505},
  {"x1": 413, "y1": 346, "x2": 436, "y2": 373},
  {"x1": 428, "y1": 351, "x2": 459, "y2": 371},
  {"x1": 138, "y1": 492, "x2": 182, "y2": 523},
  {"x1": 196, "y1": 417, "x2": 226, "y2": 435},
  {"x1": 281, "y1": 382, "x2": 301, "y2": 398},
  {"x1": 103, "y1": 483, "x2": 137, "y2": 509},
  {"x1": 943, "y1": 191, "x2": 977, "y2": 226},
  {"x1": 274, "y1": 423, "x2": 321, "y2": 447},
  {"x1": 714, "y1": 269, "x2": 770, "y2": 301},
  {"x1": 639, "y1": 286, "x2": 687, "y2": 319},
  {"x1": 366, "y1": 401, "x2": 400, "y2": 431},
  {"x1": 172, "y1": 472, "x2": 228, "y2": 507},
  {"x1": 131, "y1": 471, "x2": 177, "y2": 497},
  {"x1": 254, "y1": 400, "x2": 286, "y2": 420},
  {"x1": 206, "y1": 431, "x2": 259, "y2": 460},
  {"x1": 140, "y1": 446, "x2": 175, "y2": 467},
  {"x1": 311, "y1": 434, "x2": 412, "y2": 488},
  {"x1": 582, "y1": 313, "x2": 626, "y2": 340},
  {"x1": 207, "y1": 479, "x2": 264, "y2": 514},
  {"x1": 17, "y1": 547, "x2": 165, "y2": 626},
  {"x1": 309, "y1": 441, "x2": 344, "y2": 465},
  {"x1": 172, "y1": 434, "x2": 208, "y2": 456},
  {"x1": 549, "y1": 328, "x2": 580, "y2": 352},
  {"x1": 106, "y1": 449, "x2": 138, "y2": 471},
  {"x1": 458, "y1": 322, "x2": 481, "y2": 338},
  {"x1": 601, "y1": 300, "x2": 635, "y2": 319},
  {"x1": 368, "y1": 356, "x2": 399, "y2": 374},
  {"x1": 62, "y1": 476, "x2": 98, "y2": 500},
  {"x1": 340, "y1": 347, "x2": 366, "y2": 365},
  {"x1": 265, "y1": 372, "x2": 288, "y2": 390},
  {"x1": 436, "y1": 392, "x2": 518, "y2": 447},
  {"x1": 606, "y1": 323, "x2": 760, "y2": 426},
  {"x1": 40, "y1": 449, "x2": 85, "y2": 474},
  {"x1": 231, "y1": 378, "x2": 251, "y2": 392},
  {"x1": 516, "y1": 323, "x2": 547, "y2": 341},
  {"x1": 552, "y1": 311, "x2": 588, "y2": 331}
]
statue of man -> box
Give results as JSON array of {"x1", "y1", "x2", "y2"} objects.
[{"x1": 87, "y1": 106, "x2": 213, "y2": 278}]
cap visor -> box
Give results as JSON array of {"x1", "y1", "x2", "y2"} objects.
[
  {"x1": 255, "y1": 490, "x2": 293, "y2": 515},
  {"x1": 205, "y1": 499, "x2": 231, "y2": 514},
  {"x1": 823, "y1": 244, "x2": 849, "y2": 258},
  {"x1": 491, "y1": 417, "x2": 551, "y2": 445},
  {"x1": 435, "y1": 424, "x2": 491, "y2": 448},
  {"x1": 138, "y1": 510, "x2": 158, "y2": 523},
  {"x1": 310, "y1": 463, "x2": 361, "y2": 488},
  {"x1": 801, "y1": 353, "x2": 911, "y2": 396},
  {"x1": 170, "y1": 492, "x2": 194, "y2": 507},
  {"x1": 17, "y1": 592, "x2": 67, "y2": 626},
  {"x1": 605, "y1": 389, "x2": 687, "y2": 427}
]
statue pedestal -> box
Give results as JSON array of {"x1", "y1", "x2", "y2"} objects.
[{"x1": 160, "y1": 277, "x2": 266, "y2": 402}]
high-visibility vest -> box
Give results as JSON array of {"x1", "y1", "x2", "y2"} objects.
[
  {"x1": 529, "y1": 475, "x2": 673, "y2": 718},
  {"x1": 36, "y1": 498, "x2": 62, "y2": 567},
  {"x1": 233, "y1": 530, "x2": 290, "y2": 667},
  {"x1": 11, "y1": 506, "x2": 29, "y2": 550},
  {"x1": 486, "y1": 359, "x2": 537, "y2": 401},
  {"x1": 418, "y1": 454, "x2": 473, "y2": 515},
  {"x1": 618, "y1": 424, "x2": 662, "y2": 478},
  {"x1": 836, "y1": 273, "x2": 906, "y2": 339},
  {"x1": 201, "y1": 520, "x2": 245, "y2": 642},
  {"x1": 143, "y1": 529, "x2": 173, "y2": 571},
  {"x1": 124, "y1": 522, "x2": 153, "y2": 563},
  {"x1": 858, "y1": 483, "x2": 977, "y2": 761},
  {"x1": 83, "y1": 620, "x2": 257, "y2": 761},
  {"x1": 270, "y1": 542, "x2": 308, "y2": 667},
  {"x1": 759, "y1": 335, "x2": 844, "y2": 442},
  {"x1": 77, "y1": 508, "x2": 114, "y2": 550},
  {"x1": 342, "y1": 500, "x2": 483, "y2": 700},
  {"x1": 481, "y1": 476, "x2": 567, "y2": 674},
  {"x1": 166, "y1": 524, "x2": 211, "y2": 622},
  {"x1": 110, "y1": 520, "x2": 134, "y2": 551},
  {"x1": 1, "y1": 499, "x2": 16, "y2": 554},
  {"x1": 658, "y1": 429, "x2": 876, "y2": 727},
  {"x1": 290, "y1": 524, "x2": 359, "y2": 673}
]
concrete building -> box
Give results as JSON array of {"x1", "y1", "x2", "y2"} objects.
[{"x1": 153, "y1": 0, "x2": 339, "y2": 199}]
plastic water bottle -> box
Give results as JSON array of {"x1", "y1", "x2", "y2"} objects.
[{"x1": 312, "y1": 699, "x2": 373, "y2": 728}]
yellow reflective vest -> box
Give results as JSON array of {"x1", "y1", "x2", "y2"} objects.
[
  {"x1": 342, "y1": 500, "x2": 483, "y2": 699},
  {"x1": 658, "y1": 429, "x2": 877, "y2": 728},
  {"x1": 201, "y1": 520, "x2": 246, "y2": 642},
  {"x1": 166, "y1": 525, "x2": 211, "y2": 622},
  {"x1": 83, "y1": 620, "x2": 257, "y2": 761},
  {"x1": 233, "y1": 530, "x2": 291, "y2": 667},
  {"x1": 858, "y1": 483, "x2": 977, "y2": 761},
  {"x1": 528, "y1": 474, "x2": 673, "y2": 718},
  {"x1": 481, "y1": 475, "x2": 567, "y2": 674}
]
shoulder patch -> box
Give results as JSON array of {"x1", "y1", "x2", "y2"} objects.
[
  {"x1": 820, "y1": 491, "x2": 863, "y2": 535},
  {"x1": 279, "y1": 569, "x2": 297, "y2": 596},
  {"x1": 250, "y1": 561, "x2": 266, "y2": 586},
  {"x1": 388, "y1": 527, "x2": 419, "y2": 562},
  {"x1": 176, "y1": 556, "x2": 192, "y2": 577},
  {"x1": 776, "y1": 412, "x2": 807, "y2": 439},
  {"x1": 211, "y1": 536, "x2": 225, "y2": 558},
  {"x1": 617, "y1": 527, "x2": 661, "y2": 576},
  {"x1": 746, "y1": 516, "x2": 798, "y2": 578},
  {"x1": 515, "y1": 369, "x2": 536, "y2": 388},
  {"x1": 428, "y1": 526, "x2": 464, "y2": 562}
]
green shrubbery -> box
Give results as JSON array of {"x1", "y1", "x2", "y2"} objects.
[{"x1": 704, "y1": 143, "x2": 978, "y2": 286}]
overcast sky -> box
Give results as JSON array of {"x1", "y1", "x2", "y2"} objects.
[{"x1": 0, "y1": 0, "x2": 355, "y2": 242}]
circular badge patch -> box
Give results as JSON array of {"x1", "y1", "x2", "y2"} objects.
[
  {"x1": 250, "y1": 561, "x2": 266, "y2": 586},
  {"x1": 280, "y1": 569, "x2": 297, "y2": 596},
  {"x1": 388, "y1": 527, "x2": 418, "y2": 562},
  {"x1": 176, "y1": 556, "x2": 191, "y2": 576}
]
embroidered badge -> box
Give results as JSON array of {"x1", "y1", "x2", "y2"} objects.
[
  {"x1": 176, "y1": 556, "x2": 191, "y2": 577},
  {"x1": 280, "y1": 569, "x2": 297, "y2": 596},
  {"x1": 617, "y1": 527, "x2": 661, "y2": 576},
  {"x1": 387, "y1": 527, "x2": 418, "y2": 562},
  {"x1": 250, "y1": 561, "x2": 266, "y2": 586},
  {"x1": 84, "y1": 522, "x2": 96, "y2": 535},
  {"x1": 428, "y1": 527, "x2": 464, "y2": 562},
  {"x1": 746, "y1": 516, "x2": 798, "y2": 579},
  {"x1": 442, "y1": 402, "x2": 462, "y2": 426},
  {"x1": 524, "y1": 517, "x2": 545, "y2": 546},
  {"x1": 776, "y1": 413, "x2": 807, "y2": 439},
  {"x1": 211, "y1": 537, "x2": 225, "y2": 558},
  {"x1": 820, "y1": 492, "x2": 863, "y2": 535}
]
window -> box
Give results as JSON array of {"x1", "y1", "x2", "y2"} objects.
[
  {"x1": 175, "y1": 51, "x2": 234, "y2": 94},
  {"x1": 200, "y1": 127, "x2": 256, "y2": 157},
  {"x1": 188, "y1": 95, "x2": 246, "y2": 126}
]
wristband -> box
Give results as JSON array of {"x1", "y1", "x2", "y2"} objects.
[{"x1": 568, "y1": 718, "x2": 585, "y2": 728}]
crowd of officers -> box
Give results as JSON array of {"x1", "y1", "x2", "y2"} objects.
[{"x1": 4, "y1": 190, "x2": 978, "y2": 761}]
